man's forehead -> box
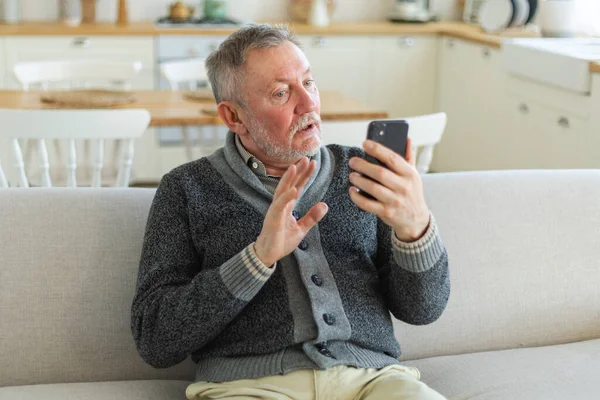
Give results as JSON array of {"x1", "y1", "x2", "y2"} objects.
[
  {"x1": 245, "y1": 43, "x2": 310, "y2": 75},
  {"x1": 273, "y1": 66, "x2": 312, "y2": 82}
]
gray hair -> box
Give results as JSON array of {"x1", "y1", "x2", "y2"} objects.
[{"x1": 205, "y1": 23, "x2": 302, "y2": 105}]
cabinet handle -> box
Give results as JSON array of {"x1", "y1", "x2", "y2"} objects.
[
  {"x1": 208, "y1": 44, "x2": 218, "y2": 52},
  {"x1": 518, "y1": 103, "x2": 529, "y2": 114},
  {"x1": 313, "y1": 36, "x2": 327, "y2": 47},
  {"x1": 188, "y1": 48, "x2": 200, "y2": 57},
  {"x1": 447, "y1": 38, "x2": 455, "y2": 48},
  {"x1": 482, "y1": 47, "x2": 491, "y2": 58},
  {"x1": 398, "y1": 36, "x2": 415, "y2": 47},
  {"x1": 558, "y1": 116, "x2": 570, "y2": 128},
  {"x1": 72, "y1": 37, "x2": 90, "y2": 48}
]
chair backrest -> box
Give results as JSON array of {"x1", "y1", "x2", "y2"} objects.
[
  {"x1": 13, "y1": 60, "x2": 143, "y2": 91},
  {"x1": 321, "y1": 112, "x2": 447, "y2": 173},
  {"x1": 0, "y1": 109, "x2": 151, "y2": 188},
  {"x1": 160, "y1": 58, "x2": 208, "y2": 90},
  {"x1": 159, "y1": 58, "x2": 225, "y2": 163}
]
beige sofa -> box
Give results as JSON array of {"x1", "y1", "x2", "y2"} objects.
[{"x1": 1, "y1": 169, "x2": 599, "y2": 400}]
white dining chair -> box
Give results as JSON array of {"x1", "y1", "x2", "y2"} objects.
[
  {"x1": 159, "y1": 58, "x2": 224, "y2": 162},
  {"x1": 13, "y1": 59, "x2": 143, "y2": 91},
  {"x1": 321, "y1": 112, "x2": 447, "y2": 174},
  {"x1": 12, "y1": 59, "x2": 144, "y2": 185},
  {"x1": 0, "y1": 109, "x2": 151, "y2": 188}
]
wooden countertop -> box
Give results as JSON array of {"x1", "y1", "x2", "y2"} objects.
[
  {"x1": 0, "y1": 90, "x2": 388, "y2": 127},
  {"x1": 0, "y1": 20, "x2": 514, "y2": 48},
  {"x1": 1, "y1": 20, "x2": 598, "y2": 74}
]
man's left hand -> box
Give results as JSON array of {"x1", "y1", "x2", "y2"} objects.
[{"x1": 348, "y1": 137, "x2": 430, "y2": 242}]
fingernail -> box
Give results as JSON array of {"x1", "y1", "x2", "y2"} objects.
[
  {"x1": 364, "y1": 140, "x2": 374, "y2": 150},
  {"x1": 348, "y1": 158, "x2": 355, "y2": 168}
]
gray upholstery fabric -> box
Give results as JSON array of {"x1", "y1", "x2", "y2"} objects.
[
  {"x1": 0, "y1": 189, "x2": 196, "y2": 387},
  {"x1": 0, "y1": 380, "x2": 191, "y2": 400},
  {"x1": 404, "y1": 338, "x2": 600, "y2": 400},
  {"x1": 396, "y1": 170, "x2": 600, "y2": 361}
]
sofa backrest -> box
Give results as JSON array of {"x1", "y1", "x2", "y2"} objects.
[
  {"x1": 396, "y1": 169, "x2": 600, "y2": 361},
  {"x1": 0, "y1": 189, "x2": 196, "y2": 387},
  {"x1": 1, "y1": 170, "x2": 599, "y2": 386}
]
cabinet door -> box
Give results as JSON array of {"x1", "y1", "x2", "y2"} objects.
[
  {"x1": 0, "y1": 38, "x2": 5, "y2": 89},
  {"x1": 506, "y1": 95, "x2": 595, "y2": 169},
  {"x1": 432, "y1": 37, "x2": 509, "y2": 172},
  {"x1": 298, "y1": 36, "x2": 373, "y2": 105},
  {"x1": 4, "y1": 36, "x2": 155, "y2": 89},
  {"x1": 369, "y1": 35, "x2": 437, "y2": 118}
]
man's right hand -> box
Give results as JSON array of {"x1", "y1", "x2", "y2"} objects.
[{"x1": 254, "y1": 157, "x2": 328, "y2": 267}]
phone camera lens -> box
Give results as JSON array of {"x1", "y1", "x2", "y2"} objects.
[{"x1": 379, "y1": 130, "x2": 384, "y2": 136}]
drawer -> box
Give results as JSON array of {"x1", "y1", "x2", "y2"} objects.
[
  {"x1": 157, "y1": 36, "x2": 228, "y2": 59},
  {"x1": 4, "y1": 36, "x2": 155, "y2": 70},
  {"x1": 506, "y1": 74, "x2": 592, "y2": 119}
]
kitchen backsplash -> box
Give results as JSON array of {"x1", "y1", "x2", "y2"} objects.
[{"x1": 18, "y1": 0, "x2": 461, "y2": 23}]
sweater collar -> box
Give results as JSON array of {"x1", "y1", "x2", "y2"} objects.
[{"x1": 222, "y1": 131, "x2": 334, "y2": 213}]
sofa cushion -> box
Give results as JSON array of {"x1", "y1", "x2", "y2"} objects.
[
  {"x1": 0, "y1": 189, "x2": 196, "y2": 387},
  {"x1": 403, "y1": 338, "x2": 600, "y2": 400},
  {"x1": 0, "y1": 380, "x2": 192, "y2": 400},
  {"x1": 397, "y1": 170, "x2": 600, "y2": 361}
]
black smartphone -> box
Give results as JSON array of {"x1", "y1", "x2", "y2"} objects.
[
  {"x1": 365, "y1": 119, "x2": 409, "y2": 167},
  {"x1": 357, "y1": 119, "x2": 409, "y2": 199}
]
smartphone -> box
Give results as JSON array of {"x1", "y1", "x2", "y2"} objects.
[
  {"x1": 365, "y1": 119, "x2": 409, "y2": 167},
  {"x1": 357, "y1": 119, "x2": 409, "y2": 199}
]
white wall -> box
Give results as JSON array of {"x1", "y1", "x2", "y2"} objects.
[{"x1": 19, "y1": 0, "x2": 461, "y2": 23}]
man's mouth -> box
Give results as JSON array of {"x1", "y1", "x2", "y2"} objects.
[{"x1": 297, "y1": 122, "x2": 319, "y2": 135}]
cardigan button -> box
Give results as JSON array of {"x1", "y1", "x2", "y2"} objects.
[
  {"x1": 298, "y1": 240, "x2": 308, "y2": 250},
  {"x1": 323, "y1": 313, "x2": 335, "y2": 325},
  {"x1": 311, "y1": 274, "x2": 323, "y2": 286}
]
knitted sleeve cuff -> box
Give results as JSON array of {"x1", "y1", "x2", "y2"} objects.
[
  {"x1": 391, "y1": 213, "x2": 445, "y2": 273},
  {"x1": 219, "y1": 243, "x2": 276, "y2": 301}
]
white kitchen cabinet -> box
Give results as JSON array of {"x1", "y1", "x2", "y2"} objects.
[
  {"x1": 3, "y1": 36, "x2": 155, "y2": 89},
  {"x1": 432, "y1": 37, "x2": 509, "y2": 172},
  {"x1": 298, "y1": 35, "x2": 373, "y2": 105},
  {"x1": 369, "y1": 35, "x2": 437, "y2": 118},
  {"x1": 505, "y1": 75, "x2": 596, "y2": 169},
  {"x1": 0, "y1": 38, "x2": 5, "y2": 89}
]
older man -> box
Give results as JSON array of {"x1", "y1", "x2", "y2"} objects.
[{"x1": 132, "y1": 24, "x2": 449, "y2": 400}]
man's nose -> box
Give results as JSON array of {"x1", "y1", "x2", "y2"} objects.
[{"x1": 295, "y1": 87, "x2": 317, "y2": 114}]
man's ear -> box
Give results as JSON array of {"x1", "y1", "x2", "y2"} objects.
[{"x1": 217, "y1": 101, "x2": 248, "y2": 135}]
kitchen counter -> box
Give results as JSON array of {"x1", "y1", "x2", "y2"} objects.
[
  {"x1": 1, "y1": 20, "x2": 597, "y2": 74},
  {"x1": 0, "y1": 20, "x2": 519, "y2": 48}
]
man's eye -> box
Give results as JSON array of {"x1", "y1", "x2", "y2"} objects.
[
  {"x1": 276, "y1": 91, "x2": 286, "y2": 98},
  {"x1": 304, "y1": 80, "x2": 314, "y2": 87}
]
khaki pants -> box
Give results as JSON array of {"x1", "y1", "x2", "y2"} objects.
[{"x1": 186, "y1": 364, "x2": 447, "y2": 400}]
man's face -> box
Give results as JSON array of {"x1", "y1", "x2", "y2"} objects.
[{"x1": 239, "y1": 41, "x2": 321, "y2": 162}]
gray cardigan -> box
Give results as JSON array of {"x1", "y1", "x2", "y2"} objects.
[{"x1": 131, "y1": 132, "x2": 450, "y2": 383}]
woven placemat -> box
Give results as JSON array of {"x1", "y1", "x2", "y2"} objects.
[
  {"x1": 183, "y1": 88, "x2": 215, "y2": 102},
  {"x1": 40, "y1": 89, "x2": 136, "y2": 108},
  {"x1": 201, "y1": 104, "x2": 218, "y2": 116}
]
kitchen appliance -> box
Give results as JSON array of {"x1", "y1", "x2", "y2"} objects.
[{"x1": 388, "y1": 0, "x2": 435, "y2": 23}]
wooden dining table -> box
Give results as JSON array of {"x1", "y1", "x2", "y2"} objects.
[{"x1": 0, "y1": 90, "x2": 388, "y2": 126}]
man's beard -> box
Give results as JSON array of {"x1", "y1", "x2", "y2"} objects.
[{"x1": 245, "y1": 112, "x2": 322, "y2": 160}]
